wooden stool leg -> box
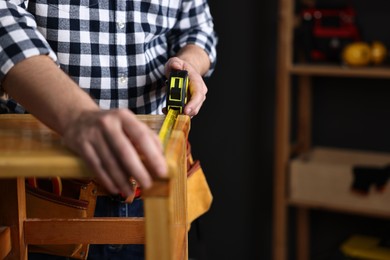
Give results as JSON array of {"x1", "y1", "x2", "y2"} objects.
[{"x1": 0, "y1": 177, "x2": 27, "y2": 260}]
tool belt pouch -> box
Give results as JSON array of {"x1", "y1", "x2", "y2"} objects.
[
  {"x1": 186, "y1": 141, "x2": 213, "y2": 228},
  {"x1": 26, "y1": 178, "x2": 98, "y2": 259}
]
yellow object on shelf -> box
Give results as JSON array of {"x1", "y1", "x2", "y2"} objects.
[
  {"x1": 342, "y1": 42, "x2": 372, "y2": 67},
  {"x1": 371, "y1": 41, "x2": 388, "y2": 65},
  {"x1": 342, "y1": 41, "x2": 388, "y2": 67},
  {"x1": 341, "y1": 235, "x2": 390, "y2": 260}
]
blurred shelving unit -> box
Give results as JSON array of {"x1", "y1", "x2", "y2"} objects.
[{"x1": 273, "y1": 1, "x2": 390, "y2": 260}]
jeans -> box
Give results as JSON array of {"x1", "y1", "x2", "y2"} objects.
[{"x1": 28, "y1": 197, "x2": 145, "y2": 260}]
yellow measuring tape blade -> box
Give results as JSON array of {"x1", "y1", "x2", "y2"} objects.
[{"x1": 159, "y1": 109, "x2": 179, "y2": 149}]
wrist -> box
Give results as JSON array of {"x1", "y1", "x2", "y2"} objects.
[{"x1": 176, "y1": 44, "x2": 211, "y2": 76}]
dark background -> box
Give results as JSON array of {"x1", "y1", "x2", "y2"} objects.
[
  {"x1": 188, "y1": 0, "x2": 277, "y2": 259},
  {"x1": 187, "y1": 1, "x2": 390, "y2": 260}
]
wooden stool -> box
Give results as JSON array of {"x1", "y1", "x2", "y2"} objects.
[{"x1": 0, "y1": 114, "x2": 190, "y2": 260}]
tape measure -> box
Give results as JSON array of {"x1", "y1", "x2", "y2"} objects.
[
  {"x1": 165, "y1": 70, "x2": 189, "y2": 113},
  {"x1": 159, "y1": 69, "x2": 189, "y2": 148}
]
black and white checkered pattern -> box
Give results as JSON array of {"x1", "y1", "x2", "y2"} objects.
[{"x1": 0, "y1": 0, "x2": 217, "y2": 114}]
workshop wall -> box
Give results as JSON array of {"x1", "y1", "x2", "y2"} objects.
[{"x1": 188, "y1": 0, "x2": 277, "y2": 259}]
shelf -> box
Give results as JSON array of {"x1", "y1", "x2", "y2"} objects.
[
  {"x1": 290, "y1": 64, "x2": 390, "y2": 79},
  {"x1": 287, "y1": 199, "x2": 390, "y2": 219},
  {"x1": 288, "y1": 146, "x2": 390, "y2": 219}
]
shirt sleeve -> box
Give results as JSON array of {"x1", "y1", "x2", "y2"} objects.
[
  {"x1": 168, "y1": 0, "x2": 218, "y2": 77},
  {"x1": 0, "y1": 1, "x2": 58, "y2": 94}
]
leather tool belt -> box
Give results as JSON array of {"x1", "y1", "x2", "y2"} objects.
[{"x1": 26, "y1": 178, "x2": 98, "y2": 259}]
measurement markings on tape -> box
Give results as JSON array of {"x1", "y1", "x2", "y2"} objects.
[{"x1": 159, "y1": 109, "x2": 179, "y2": 149}]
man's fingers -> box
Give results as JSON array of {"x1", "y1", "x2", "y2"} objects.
[
  {"x1": 165, "y1": 57, "x2": 185, "y2": 76},
  {"x1": 105, "y1": 125, "x2": 154, "y2": 189},
  {"x1": 184, "y1": 78, "x2": 207, "y2": 116},
  {"x1": 123, "y1": 114, "x2": 167, "y2": 180},
  {"x1": 92, "y1": 138, "x2": 134, "y2": 196},
  {"x1": 62, "y1": 109, "x2": 167, "y2": 195},
  {"x1": 80, "y1": 142, "x2": 119, "y2": 195},
  {"x1": 151, "y1": 129, "x2": 164, "y2": 152},
  {"x1": 98, "y1": 111, "x2": 154, "y2": 190}
]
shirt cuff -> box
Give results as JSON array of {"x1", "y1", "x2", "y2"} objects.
[{"x1": 171, "y1": 29, "x2": 218, "y2": 77}]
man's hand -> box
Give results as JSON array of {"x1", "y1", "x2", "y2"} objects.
[
  {"x1": 62, "y1": 109, "x2": 167, "y2": 196},
  {"x1": 165, "y1": 44, "x2": 211, "y2": 117}
]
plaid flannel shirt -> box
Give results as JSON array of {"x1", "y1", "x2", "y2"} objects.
[{"x1": 0, "y1": 0, "x2": 217, "y2": 114}]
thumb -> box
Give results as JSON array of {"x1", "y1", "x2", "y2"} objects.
[{"x1": 165, "y1": 58, "x2": 185, "y2": 77}]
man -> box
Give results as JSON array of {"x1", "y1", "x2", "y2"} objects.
[{"x1": 0, "y1": 0, "x2": 217, "y2": 259}]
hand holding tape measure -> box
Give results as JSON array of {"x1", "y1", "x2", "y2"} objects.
[{"x1": 159, "y1": 69, "x2": 189, "y2": 148}]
